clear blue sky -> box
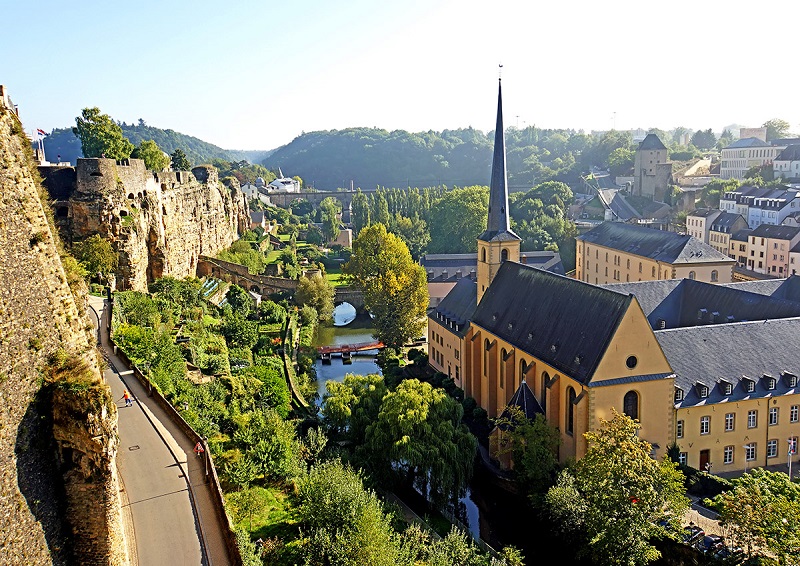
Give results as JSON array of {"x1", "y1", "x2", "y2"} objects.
[{"x1": 3, "y1": 0, "x2": 799, "y2": 151}]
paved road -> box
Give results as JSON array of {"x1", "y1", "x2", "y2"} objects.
[{"x1": 89, "y1": 296, "x2": 210, "y2": 565}]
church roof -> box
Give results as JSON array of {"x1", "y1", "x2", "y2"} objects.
[
  {"x1": 577, "y1": 222, "x2": 734, "y2": 264},
  {"x1": 429, "y1": 277, "x2": 476, "y2": 337},
  {"x1": 479, "y1": 80, "x2": 520, "y2": 243},
  {"x1": 638, "y1": 133, "x2": 667, "y2": 151},
  {"x1": 472, "y1": 262, "x2": 632, "y2": 384}
]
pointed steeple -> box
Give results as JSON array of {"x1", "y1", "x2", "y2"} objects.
[{"x1": 479, "y1": 79, "x2": 520, "y2": 242}]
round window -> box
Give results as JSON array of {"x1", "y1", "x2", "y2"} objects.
[{"x1": 626, "y1": 355, "x2": 638, "y2": 369}]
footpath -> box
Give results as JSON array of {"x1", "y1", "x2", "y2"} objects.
[{"x1": 90, "y1": 296, "x2": 233, "y2": 565}]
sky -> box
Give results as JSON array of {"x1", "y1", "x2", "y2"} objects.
[{"x1": 3, "y1": 0, "x2": 800, "y2": 152}]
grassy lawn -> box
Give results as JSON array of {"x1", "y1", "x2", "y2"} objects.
[
  {"x1": 226, "y1": 485, "x2": 299, "y2": 541},
  {"x1": 259, "y1": 322, "x2": 284, "y2": 334},
  {"x1": 324, "y1": 266, "x2": 348, "y2": 287}
]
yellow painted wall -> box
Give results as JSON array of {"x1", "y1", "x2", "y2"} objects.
[{"x1": 428, "y1": 317, "x2": 464, "y2": 388}]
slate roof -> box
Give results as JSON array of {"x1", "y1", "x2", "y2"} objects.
[
  {"x1": 638, "y1": 133, "x2": 667, "y2": 151},
  {"x1": 495, "y1": 380, "x2": 544, "y2": 430},
  {"x1": 429, "y1": 277, "x2": 476, "y2": 338},
  {"x1": 731, "y1": 229, "x2": 752, "y2": 242},
  {"x1": 577, "y1": 222, "x2": 734, "y2": 264},
  {"x1": 725, "y1": 137, "x2": 770, "y2": 149},
  {"x1": 688, "y1": 208, "x2": 721, "y2": 219},
  {"x1": 421, "y1": 251, "x2": 564, "y2": 282},
  {"x1": 775, "y1": 144, "x2": 800, "y2": 162},
  {"x1": 472, "y1": 262, "x2": 632, "y2": 384},
  {"x1": 656, "y1": 318, "x2": 800, "y2": 408},
  {"x1": 710, "y1": 212, "x2": 746, "y2": 233},
  {"x1": 602, "y1": 277, "x2": 800, "y2": 329},
  {"x1": 480, "y1": 80, "x2": 520, "y2": 243},
  {"x1": 750, "y1": 223, "x2": 800, "y2": 240}
]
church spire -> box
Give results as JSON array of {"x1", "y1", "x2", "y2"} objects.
[{"x1": 479, "y1": 79, "x2": 520, "y2": 243}]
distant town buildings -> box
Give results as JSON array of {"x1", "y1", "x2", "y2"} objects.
[
  {"x1": 720, "y1": 138, "x2": 785, "y2": 180},
  {"x1": 774, "y1": 145, "x2": 800, "y2": 181}
]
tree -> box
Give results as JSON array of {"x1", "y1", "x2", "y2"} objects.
[
  {"x1": 221, "y1": 313, "x2": 259, "y2": 349},
  {"x1": 343, "y1": 224, "x2": 429, "y2": 349},
  {"x1": 295, "y1": 272, "x2": 335, "y2": 323},
  {"x1": 690, "y1": 128, "x2": 716, "y2": 150},
  {"x1": 229, "y1": 486, "x2": 269, "y2": 533},
  {"x1": 225, "y1": 284, "x2": 252, "y2": 316},
  {"x1": 763, "y1": 118, "x2": 792, "y2": 141},
  {"x1": 170, "y1": 148, "x2": 192, "y2": 171},
  {"x1": 607, "y1": 147, "x2": 634, "y2": 176},
  {"x1": 322, "y1": 373, "x2": 388, "y2": 443},
  {"x1": 717, "y1": 128, "x2": 735, "y2": 150},
  {"x1": 351, "y1": 189, "x2": 370, "y2": 235},
  {"x1": 389, "y1": 213, "x2": 430, "y2": 260},
  {"x1": 545, "y1": 410, "x2": 688, "y2": 566},
  {"x1": 73, "y1": 107, "x2": 134, "y2": 159},
  {"x1": 363, "y1": 378, "x2": 477, "y2": 506},
  {"x1": 709, "y1": 468, "x2": 800, "y2": 562},
  {"x1": 320, "y1": 196, "x2": 341, "y2": 243},
  {"x1": 235, "y1": 366, "x2": 291, "y2": 418},
  {"x1": 427, "y1": 186, "x2": 489, "y2": 254},
  {"x1": 131, "y1": 139, "x2": 170, "y2": 171},
  {"x1": 72, "y1": 234, "x2": 118, "y2": 281}
]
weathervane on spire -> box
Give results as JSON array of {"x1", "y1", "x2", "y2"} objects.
[{"x1": 499, "y1": 63, "x2": 503, "y2": 81}]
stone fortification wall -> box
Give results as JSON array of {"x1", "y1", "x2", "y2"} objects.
[
  {"x1": 45, "y1": 158, "x2": 249, "y2": 291},
  {"x1": 0, "y1": 100, "x2": 126, "y2": 564}
]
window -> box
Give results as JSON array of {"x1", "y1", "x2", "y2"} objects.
[
  {"x1": 499, "y1": 348, "x2": 506, "y2": 389},
  {"x1": 767, "y1": 439, "x2": 778, "y2": 458},
  {"x1": 626, "y1": 259, "x2": 630, "y2": 269},
  {"x1": 745, "y1": 380, "x2": 755, "y2": 393},
  {"x1": 745, "y1": 443, "x2": 756, "y2": 461},
  {"x1": 725, "y1": 412, "x2": 735, "y2": 431},
  {"x1": 652, "y1": 266, "x2": 656, "y2": 277},
  {"x1": 501, "y1": 248, "x2": 508, "y2": 262},
  {"x1": 679, "y1": 452, "x2": 688, "y2": 466},
  {"x1": 711, "y1": 270, "x2": 718, "y2": 282},
  {"x1": 676, "y1": 419, "x2": 684, "y2": 438},
  {"x1": 623, "y1": 391, "x2": 639, "y2": 420},
  {"x1": 566, "y1": 387, "x2": 576, "y2": 435},
  {"x1": 639, "y1": 262, "x2": 642, "y2": 273},
  {"x1": 791, "y1": 437, "x2": 798, "y2": 456},
  {"x1": 688, "y1": 271, "x2": 696, "y2": 280},
  {"x1": 748, "y1": 410, "x2": 757, "y2": 428},
  {"x1": 769, "y1": 407, "x2": 778, "y2": 426},
  {"x1": 483, "y1": 338, "x2": 490, "y2": 376},
  {"x1": 626, "y1": 356, "x2": 638, "y2": 369},
  {"x1": 700, "y1": 416, "x2": 710, "y2": 435},
  {"x1": 724, "y1": 446, "x2": 734, "y2": 465},
  {"x1": 791, "y1": 405, "x2": 799, "y2": 423},
  {"x1": 481, "y1": 248, "x2": 486, "y2": 262},
  {"x1": 674, "y1": 388, "x2": 684, "y2": 402}
]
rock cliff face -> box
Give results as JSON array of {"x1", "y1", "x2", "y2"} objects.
[
  {"x1": 0, "y1": 99, "x2": 125, "y2": 564},
  {"x1": 43, "y1": 158, "x2": 249, "y2": 291}
]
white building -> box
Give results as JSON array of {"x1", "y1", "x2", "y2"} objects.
[
  {"x1": 686, "y1": 208, "x2": 723, "y2": 243},
  {"x1": 774, "y1": 145, "x2": 800, "y2": 181},
  {"x1": 720, "y1": 138, "x2": 785, "y2": 180}
]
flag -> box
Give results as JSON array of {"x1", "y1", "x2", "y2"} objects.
[{"x1": 36, "y1": 128, "x2": 47, "y2": 137}]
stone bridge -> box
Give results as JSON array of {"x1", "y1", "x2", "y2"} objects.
[{"x1": 197, "y1": 256, "x2": 364, "y2": 308}]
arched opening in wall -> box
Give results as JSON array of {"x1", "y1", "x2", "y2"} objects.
[
  {"x1": 142, "y1": 190, "x2": 148, "y2": 198},
  {"x1": 56, "y1": 206, "x2": 68, "y2": 218},
  {"x1": 520, "y1": 360, "x2": 526, "y2": 384},
  {"x1": 501, "y1": 249, "x2": 508, "y2": 262},
  {"x1": 541, "y1": 371, "x2": 549, "y2": 411},
  {"x1": 711, "y1": 270, "x2": 718, "y2": 282},
  {"x1": 688, "y1": 271, "x2": 696, "y2": 280},
  {"x1": 500, "y1": 348, "x2": 506, "y2": 388},
  {"x1": 482, "y1": 248, "x2": 486, "y2": 262},
  {"x1": 137, "y1": 192, "x2": 143, "y2": 199},
  {"x1": 623, "y1": 390, "x2": 639, "y2": 421},
  {"x1": 483, "y1": 338, "x2": 491, "y2": 376},
  {"x1": 566, "y1": 386, "x2": 576, "y2": 434},
  {"x1": 127, "y1": 193, "x2": 134, "y2": 199}
]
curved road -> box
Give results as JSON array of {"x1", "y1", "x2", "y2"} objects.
[{"x1": 89, "y1": 296, "x2": 232, "y2": 565}]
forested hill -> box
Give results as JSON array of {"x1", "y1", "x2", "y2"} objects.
[
  {"x1": 39, "y1": 123, "x2": 272, "y2": 166},
  {"x1": 262, "y1": 126, "x2": 634, "y2": 191}
]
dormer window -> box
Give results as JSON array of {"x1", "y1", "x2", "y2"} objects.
[
  {"x1": 720, "y1": 381, "x2": 733, "y2": 396},
  {"x1": 783, "y1": 372, "x2": 798, "y2": 388},
  {"x1": 743, "y1": 378, "x2": 755, "y2": 393},
  {"x1": 764, "y1": 375, "x2": 776, "y2": 390},
  {"x1": 674, "y1": 388, "x2": 684, "y2": 403},
  {"x1": 696, "y1": 383, "x2": 709, "y2": 398}
]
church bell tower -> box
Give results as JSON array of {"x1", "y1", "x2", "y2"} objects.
[{"x1": 477, "y1": 79, "x2": 521, "y2": 303}]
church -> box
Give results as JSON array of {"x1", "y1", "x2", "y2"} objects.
[{"x1": 428, "y1": 81, "x2": 800, "y2": 473}]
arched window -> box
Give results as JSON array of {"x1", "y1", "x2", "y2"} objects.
[
  {"x1": 541, "y1": 371, "x2": 549, "y2": 411},
  {"x1": 623, "y1": 390, "x2": 639, "y2": 421},
  {"x1": 626, "y1": 258, "x2": 630, "y2": 269},
  {"x1": 484, "y1": 338, "x2": 490, "y2": 376},
  {"x1": 688, "y1": 271, "x2": 696, "y2": 280},
  {"x1": 500, "y1": 348, "x2": 506, "y2": 388},
  {"x1": 711, "y1": 270, "x2": 718, "y2": 282},
  {"x1": 501, "y1": 249, "x2": 508, "y2": 262},
  {"x1": 482, "y1": 248, "x2": 486, "y2": 262},
  {"x1": 651, "y1": 266, "x2": 656, "y2": 277},
  {"x1": 566, "y1": 387, "x2": 576, "y2": 434}
]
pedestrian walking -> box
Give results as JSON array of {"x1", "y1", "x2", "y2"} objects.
[
  {"x1": 123, "y1": 389, "x2": 132, "y2": 407},
  {"x1": 194, "y1": 442, "x2": 205, "y2": 457}
]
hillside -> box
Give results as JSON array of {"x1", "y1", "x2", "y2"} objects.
[{"x1": 39, "y1": 123, "x2": 272, "y2": 167}]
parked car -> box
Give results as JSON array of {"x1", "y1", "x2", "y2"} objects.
[
  {"x1": 682, "y1": 525, "x2": 705, "y2": 546},
  {"x1": 699, "y1": 534, "x2": 724, "y2": 553}
]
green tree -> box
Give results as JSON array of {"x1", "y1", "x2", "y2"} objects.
[
  {"x1": 343, "y1": 224, "x2": 429, "y2": 349},
  {"x1": 372, "y1": 192, "x2": 390, "y2": 226},
  {"x1": 295, "y1": 272, "x2": 335, "y2": 323},
  {"x1": 322, "y1": 373, "x2": 388, "y2": 443},
  {"x1": 225, "y1": 284, "x2": 252, "y2": 316},
  {"x1": 546, "y1": 410, "x2": 688, "y2": 566},
  {"x1": 73, "y1": 107, "x2": 134, "y2": 159},
  {"x1": 351, "y1": 189, "x2": 371, "y2": 235},
  {"x1": 607, "y1": 147, "x2": 634, "y2": 176},
  {"x1": 427, "y1": 186, "x2": 488, "y2": 254},
  {"x1": 221, "y1": 313, "x2": 259, "y2": 349},
  {"x1": 389, "y1": 213, "x2": 430, "y2": 260},
  {"x1": 230, "y1": 486, "x2": 269, "y2": 533},
  {"x1": 363, "y1": 379, "x2": 477, "y2": 506},
  {"x1": 72, "y1": 234, "x2": 118, "y2": 281},
  {"x1": 235, "y1": 366, "x2": 291, "y2": 418},
  {"x1": 131, "y1": 139, "x2": 170, "y2": 171},
  {"x1": 717, "y1": 128, "x2": 735, "y2": 150},
  {"x1": 763, "y1": 118, "x2": 792, "y2": 141},
  {"x1": 690, "y1": 128, "x2": 717, "y2": 150},
  {"x1": 320, "y1": 196, "x2": 341, "y2": 243},
  {"x1": 170, "y1": 148, "x2": 192, "y2": 171},
  {"x1": 709, "y1": 468, "x2": 800, "y2": 562}
]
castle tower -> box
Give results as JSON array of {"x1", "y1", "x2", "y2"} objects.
[{"x1": 477, "y1": 80, "x2": 521, "y2": 303}]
